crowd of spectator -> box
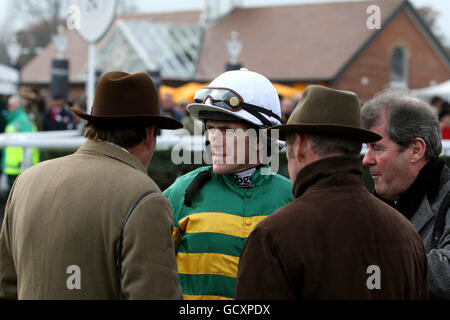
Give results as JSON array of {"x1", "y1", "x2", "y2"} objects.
[{"x1": 0, "y1": 90, "x2": 85, "y2": 197}]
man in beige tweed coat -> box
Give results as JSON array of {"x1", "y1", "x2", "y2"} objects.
[{"x1": 0, "y1": 71, "x2": 183, "y2": 299}]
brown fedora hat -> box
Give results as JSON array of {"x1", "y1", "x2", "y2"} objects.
[
  {"x1": 269, "y1": 85, "x2": 381, "y2": 142},
  {"x1": 70, "y1": 71, "x2": 183, "y2": 129}
]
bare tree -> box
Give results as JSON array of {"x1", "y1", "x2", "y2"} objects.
[
  {"x1": 0, "y1": 0, "x2": 69, "y2": 67},
  {"x1": 14, "y1": 0, "x2": 68, "y2": 36},
  {"x1": 417, "y1": 5, "x2": 450, "y2": 55},
  {"x1": 0, "y1": 0, "x2": 141, "y2": 66},
  {"x1": 17, "y1": 0, "x2": 67, "y2": 23},
  {"x1": 417, "y1": 6, "x2": 439, "y2": 32},
  {"x1": 117, "y1": 0, "x2": 139, "y2": 15}
]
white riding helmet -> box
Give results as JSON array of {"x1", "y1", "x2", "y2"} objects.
[{"x1": 187, "y1": 68, "x2": 282, "y2": 128}]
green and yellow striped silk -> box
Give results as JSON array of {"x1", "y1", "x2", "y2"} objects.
[{"x1": 164, "y1": 166, "x2": 294, "y2": 300}]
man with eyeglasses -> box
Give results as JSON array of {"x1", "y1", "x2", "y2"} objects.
[{"x1": 163, "y1": 68, "x2": 294, "y2": 300}]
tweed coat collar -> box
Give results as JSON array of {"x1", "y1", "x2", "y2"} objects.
[{"x1": 76, "y1": 139, "x2": 147, "y2": 174}]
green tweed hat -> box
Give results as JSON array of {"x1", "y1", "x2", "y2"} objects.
[{"x1": 268, "y1": 85, "x2": 381, "y2": 142}]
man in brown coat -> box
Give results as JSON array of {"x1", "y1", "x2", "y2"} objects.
[
  {"x1": 0, "y1": 71, "x2": 183, "y2": 299},
  {"x1": 235, "y1": 85, "x2": 429, "y2": 300}
]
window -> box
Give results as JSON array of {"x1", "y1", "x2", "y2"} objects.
[{"x1": 390, "y1": 46, "x2": 409, "y2": 88}]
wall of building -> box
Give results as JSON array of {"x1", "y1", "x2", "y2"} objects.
[{"x1": 333, "y1": 9, "x2": 450, "y2": 100}]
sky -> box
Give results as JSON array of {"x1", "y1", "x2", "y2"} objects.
[{"x1": 0, "y1": 0, "x2": 448, "y2": 44}]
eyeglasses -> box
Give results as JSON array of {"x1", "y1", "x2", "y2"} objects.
[{"x1": 193, "y1": 87, "x2": 282, "y2": 127}]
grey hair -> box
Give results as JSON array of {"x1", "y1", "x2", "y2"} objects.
[{"x1": 361, "y1": 89, "x2": 442, "y2": 160}]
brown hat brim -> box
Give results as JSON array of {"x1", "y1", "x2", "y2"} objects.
[
  {"x1": 268, "y1": 123, "x2": 382, "y2": 143},
  {"x1": 71, "y1": 107, "x2": 183, "y2": 130}
]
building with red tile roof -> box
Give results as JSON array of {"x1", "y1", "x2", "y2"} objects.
[{"x1": 20, "y1": 0, "x2": 450, "y2": 102}]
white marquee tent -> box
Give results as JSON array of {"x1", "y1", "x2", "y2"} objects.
[
  {"x1": 411, "y1": 79, "x2": 450, "y2": 101},
  {"x1": 0, "y1": 64, "x2": 19, "y2": 95}
]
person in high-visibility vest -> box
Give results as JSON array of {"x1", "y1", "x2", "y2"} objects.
[{"x1": 2, "y1": 95, "x2": 39, "y2": 189}]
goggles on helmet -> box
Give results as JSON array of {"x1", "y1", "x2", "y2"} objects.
[{"x1": 193, "y1": 87, "x2": 281, "y2": 127}]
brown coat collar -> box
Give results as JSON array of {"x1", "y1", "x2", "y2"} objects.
[
  {"x1": 76, "y1": 139, "x2": 147, "y2": 174},
  {"x1": 292, "y1": 155, "x2": 364, "y2": 198}
]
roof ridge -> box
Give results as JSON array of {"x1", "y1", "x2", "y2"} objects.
[
  {"x1": 117, "y1": 10, "x2": 202, "y2": 20},
  {"x1": 236, "y1": 0, "x2": 404, "y2": 10}
]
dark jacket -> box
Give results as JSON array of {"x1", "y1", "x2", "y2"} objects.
[
  {"x1": 42, "y1": 107, "x2": 75, "y2": 131},
  {"x1": 235, "y1": 156, "x2": 429, "y2": 300}
]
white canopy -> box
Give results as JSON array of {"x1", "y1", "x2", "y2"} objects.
[
  {"x1": 411, "y1": 79, "x2": 450, "y2": 101},
  {"x1": 0, "y1": 64, "x2": 19, "y2": 95}
]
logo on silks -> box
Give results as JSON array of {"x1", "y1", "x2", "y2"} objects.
[{"x1": 235, "y1": 175, "x2": 252, "y2": 187}]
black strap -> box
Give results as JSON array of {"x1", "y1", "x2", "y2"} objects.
[
  {"x1": 243, "y1": 103, "x2": 282, "y2": 122},
  {"x1": 242, "y1": 103, "x2": 281, "y2": 127},
  {"x1": 116, "y1": 190, "x2": 155, "y2": 299},
  {"x1": 431, "y1": 191, "x2": 450, "y2": 249},
  {"x1": 184, "y1": 170, "x2": 212, "y2": 207}
]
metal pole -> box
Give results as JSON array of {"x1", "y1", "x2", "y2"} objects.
[{"x1": 87, "y1": 43, "x2": 96, "y2": 114}]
